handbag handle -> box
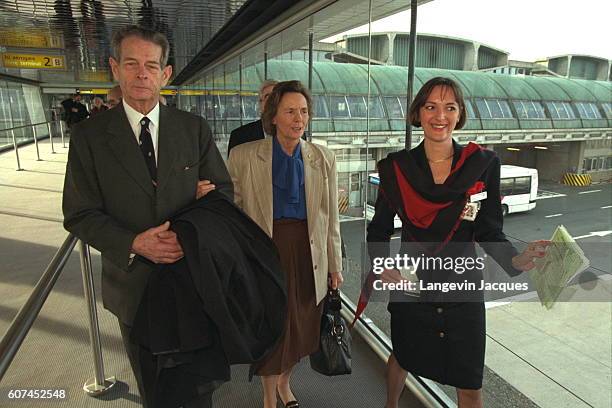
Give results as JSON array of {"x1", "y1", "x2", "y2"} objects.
[
  {"x1": 326, "y1": 288, "x2": 341, "y2": 312},
  {"x1": 325, "y1": 288, "x2": 346, "y2": 345}
]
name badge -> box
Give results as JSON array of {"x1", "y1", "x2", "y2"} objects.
[
  {"x1": 470, "y1": 191, "x2": 487, "y2": 202},
  {"x1": 462, "y1": 202, "x2": 481, "y2": 221}
]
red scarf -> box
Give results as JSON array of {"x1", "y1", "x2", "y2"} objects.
[{"x1": 393, "y1": 142, "x2": 482, "y2": 229}]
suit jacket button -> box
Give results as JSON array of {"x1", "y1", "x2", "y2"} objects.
[{"x1": 314, "y1": 265, "x2": 318, "y2": 270}]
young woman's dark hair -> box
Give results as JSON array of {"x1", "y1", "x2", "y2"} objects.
[{"x1": 407, "y1": 76, "x2": 467, "y2": 130}]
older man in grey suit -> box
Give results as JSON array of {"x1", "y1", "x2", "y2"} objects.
[{"x1": 62, "y1": 26, "x2": 232, "y2": 408}]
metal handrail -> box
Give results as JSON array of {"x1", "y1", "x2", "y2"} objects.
[
  {"x1": 1, "y1": 121, "x2": 54, "y2": 132},
  {"x1": 0, "y1": 234, "x2": 115, "y2": 395},
  {"x1": 1, "y1": 119, "x2": 67, "y2": 170}
]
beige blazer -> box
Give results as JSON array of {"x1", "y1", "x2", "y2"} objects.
[{"x1": 227, "y1": 137, "x2": 342, "y2": 305}]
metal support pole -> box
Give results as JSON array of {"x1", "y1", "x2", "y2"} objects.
[
  {"x1": 223, "y1": 64, "x2": 228, "y2": 141},
  {"x1": 11, "y1": 129, "x2": 22, "y2": 171},
  {"x1": 308, "y1": 32, "x2": 313, "y2": 91},
  {"x1": 362, "y1": 0, "x2": 374, "y2": 246},
  {"x1": 212, "y1": 68, "x2": 217, "y2": 133},
  {"x1": 264, "y1": 51, "x2": 268, "y2": 80},
  {"x1": 47, "y1": 122, "x2": 55, "y2": 154},
  {"x1": 308, "y1": 31, "x2": 314, "y2": 142},
  {"x1": 239, "y1": 59, "x2": 243, "y2": 126},
  {"x1": 78, "y1": 241, "x2": 116, "y2": 396},
  {"x1": 405, "y1": 0, "x2": 418, "y2": 150},
  {"x1": 59, "y1": 120, "x2": 66, "y2": 147},
  {"x1": 32, "y1": 124, "x2": 41, "y2": 161}
]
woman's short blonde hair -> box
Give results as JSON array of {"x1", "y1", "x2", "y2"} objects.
[
  {"x1": 261, "y1": 80, "x2": 312, "y2": 136},
  {"x1": 407, "y1": 76, "x2": 467, "y2": 130}
]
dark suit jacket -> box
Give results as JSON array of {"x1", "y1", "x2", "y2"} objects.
[
  {"x1": 227, "y1": 119, "x2": 264, "y2": 156},
  {"x1": 62, "y1": 103, "x2": 233, "y2": 325}
]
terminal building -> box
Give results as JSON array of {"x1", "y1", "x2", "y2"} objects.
[
  {"x1": 0, "y1": 1, "x2": 611, "y2": 408},
  {"x1": 2, "y1": 28, "x2": 610, "y2": 215}
]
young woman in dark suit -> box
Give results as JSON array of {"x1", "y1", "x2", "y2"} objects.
[{"x1": 365, "y1": 77, "x2": 549, "y2": 408}]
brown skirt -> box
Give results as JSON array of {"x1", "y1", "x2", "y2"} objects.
[{"x1": 255, "y1": 218, "x2": 324, "y2": 376}]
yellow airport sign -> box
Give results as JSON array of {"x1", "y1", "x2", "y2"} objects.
[
  {"x1": 0, "y1": 30, "x2": 62, "y2": 49},
  {"x1": 77, "y1": 88, "x2": 177, "y2": 95},
  {"x1": 178, "y1": 90, "x2": 205, "y2": 96},
  {"x1": 177, "y1": 90, "x2": 258, "y2": 96},
  {"x1": 72, "y1": 89, "x2": 114, "y2": 95},
  {"x1": 2, "y1": 53, "x2": 65, "y2": 69}
]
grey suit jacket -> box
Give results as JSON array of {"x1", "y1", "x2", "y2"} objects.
[
  {"x1": 227, "y1": 138, "x2": 342, "y2": 305},
  {"x1": 62, "y1": 103, "x2": 233, "y2": 324}
]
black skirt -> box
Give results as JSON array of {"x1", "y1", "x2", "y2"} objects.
[{"x1": 389, "y1": 301, "x2": 485, "y2": 390}]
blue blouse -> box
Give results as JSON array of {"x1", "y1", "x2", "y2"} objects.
[{"x1": 272, "y1": 137, "x2": 307, "y2": 220}]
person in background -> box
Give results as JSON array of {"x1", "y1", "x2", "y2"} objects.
[
  {"x1": 60, "y1": 95, "x2": 73, "y2": 123},
  {"x1": 62, "y1": 25, "x2": 232, "y2": 408},
  {"x1": 89, "y1": 96, "x2": 109, "y2": 116},
  {"x1": 61, "y1": 94, "x2": 89, "y2": 128},
  {"x1": 107, "y1": 85, "x2": 122, "y2": 108},
  {"x1": 365, "y1": 76, "x2": 549, "y2": 408},
  {"x1": 227, "y1": 79, "x2": 278, "y2": 155},
  {"x1": 71, "y1": 94, "x2": 89, "y2": 124},
  {"x1": 159, "y1": 94, "x2": 167, "y2": 106},
  {"x1": 228, "y1": 80, "x2": 343, "y2": 408}
]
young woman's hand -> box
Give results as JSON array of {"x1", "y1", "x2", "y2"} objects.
[{"x1": 512, "y1": 240, "x2": 551, "y2": 271}]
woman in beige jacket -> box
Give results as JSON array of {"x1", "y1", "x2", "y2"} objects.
[{"x1": 228, "y1": 80, "x2": 343, "y2": 408}]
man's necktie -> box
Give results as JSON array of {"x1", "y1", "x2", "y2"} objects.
[{"x1": 139, "y1": 117, "x2": 157, "y2": 185}]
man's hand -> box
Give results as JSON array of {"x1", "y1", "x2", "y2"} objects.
[
  {"x1": 131, "y1": 221, "x2": 184, "y2": 264},
  {"x1": 196, "y1": 179, "x2": 215, "y2": 199}
]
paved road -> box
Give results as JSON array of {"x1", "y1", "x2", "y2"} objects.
[{"x1": 505, "y1": 183, "x2": 612, "y2": 244}]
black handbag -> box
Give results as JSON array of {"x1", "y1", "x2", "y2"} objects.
[{"x1": 309, "y1": 289, "x2": 352, "y2": 376}]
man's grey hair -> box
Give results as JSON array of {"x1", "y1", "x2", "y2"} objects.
[
  {"x1": 111, "y1": 25, "x2": 170, "y2": 67},
  {"x1": 259, "y1": 79, "x2": 279, "y2": 96}
]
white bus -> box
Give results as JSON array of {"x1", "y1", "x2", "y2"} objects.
[
  {"x1": 499, "y1": 165, "x2": 538, "y2": 216},
  {"x1": 365, "y1": 165, "x2": 537, "y2": 227}
]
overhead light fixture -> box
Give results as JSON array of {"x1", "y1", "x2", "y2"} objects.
[
  {"x1": 534, "y1": 146, "x2": 548, "y2": 150},
  {"x1": 507, "y1": 147, "x2": 520, "y2": 151}
]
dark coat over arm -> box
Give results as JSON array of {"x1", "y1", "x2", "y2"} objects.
[{"x1": 129, "y1": 192, "x2": 287, "y2": 407}]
